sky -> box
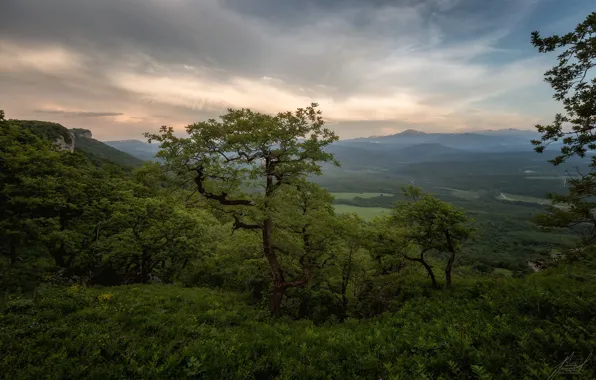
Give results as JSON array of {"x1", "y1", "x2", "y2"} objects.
[{"x1": 1, "y1": 0, "x2": 594, "y2": 140}]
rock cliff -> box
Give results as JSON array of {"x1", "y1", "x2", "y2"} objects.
[{"x1": 53, "y1": 131, "x2": 76, "y2": 152}]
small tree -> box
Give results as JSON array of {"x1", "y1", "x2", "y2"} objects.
[
  {"x1": 98, "y1": 196, "x2": 220, "y2": 283},
  {"x1": 272, "y1": 181, "x2": 338, "y2": 288},
  {"x1": 365, "y1": 215, "x2": 407, "y2": 276},
  {"x1": 145, "y1": 104, "x2": 338, "y2": 315},
  {"x1": 321, "y1": 213, "x2": 368, "y2": 319},
  {"x1": 391, "y1": 186, "x2": 472, "y2": 288},
  {"x1": 531, "y1": 12, "x2": 596, "y2": 251}
]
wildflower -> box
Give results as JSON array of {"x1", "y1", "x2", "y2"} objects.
[
  {"x1": 97, "y1": 293, "x2": 113, "y2": 302},
  {"x1": 66, "y1": 284, "x2": 82, "y2": 295}
]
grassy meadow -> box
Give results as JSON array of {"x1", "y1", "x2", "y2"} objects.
[
  {"x1": 331, "y1": 192, "x2": 393, "y2": 200},
  {"x1": 333, "y1": 204, "x2": 389, "y2": 219}
]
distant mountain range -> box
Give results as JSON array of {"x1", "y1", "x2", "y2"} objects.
[
  {"x1": 319, "y1": 128, "x2": 553, "y2": 169},
  {"x1": 12, "y1": 119, "x2": 577, "y2": 176},
  {"x1": 104, "y1": 140, "x2": 161, "y2": 161},
  {"x1": 344, "y1": 128, "x2": 540, "y2": 151},
  {"x1": 370, "y1": 128, "x2": 537, "y2": 137},
  {"x1": 100, "y1": 128, "x2": 552, "y2": 170}
]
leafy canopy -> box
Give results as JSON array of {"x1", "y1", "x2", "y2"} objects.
[
  {"x1": 531, "y1": 12, "x2": 596, "y2": 163},
  {"x1": 391, "y1": 186, "x2": 472, "y2": 254},
  {"x1": 145, "y1": 103, "x2": 338, "y2": 207},
  {"x1": 531, "y1": 12, "x2": 596, "y2": 248},
  {"x1": 145, "y1": 103, "x2": 339, "y2": 314}
]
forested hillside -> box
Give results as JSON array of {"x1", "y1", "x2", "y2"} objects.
[
  {"x1": 10, "y1": 119, "x2": 143, "y2": 167},
  {"x1": 1, "y1": 11, "x2": 596, "y2": 380}
]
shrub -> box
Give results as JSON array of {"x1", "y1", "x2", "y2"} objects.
[{"x1": 1, "y1": 266, "x2": 594, "y2": 380}]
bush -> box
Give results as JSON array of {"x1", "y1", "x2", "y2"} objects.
[{"x1": 2, "y1": 265, "x2": 594, "y2": 379}]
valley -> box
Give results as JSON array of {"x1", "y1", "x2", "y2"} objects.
[{"x1": 103, "y1": 128, "x2": 580, "y2": 276}]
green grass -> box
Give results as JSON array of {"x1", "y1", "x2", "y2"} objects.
[
  {"x1": 333, "y1": 204, "x2": 389, "y2": 219},
  {"x1": 332, "y1": 192, "x2": 393, "y2": 200},
  {"x1": 437, "y1": 187, "x2": 481, "y2": 200}
]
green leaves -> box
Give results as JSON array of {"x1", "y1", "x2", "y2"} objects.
[
  {"x1": 471, "y1": 365, "x2": 492, "y2": 380},
  {"x1": 0, "y1": 118, "x2": 71, "y2": 265},
  {"x1": 392, "y1": 186, "x2": 471, "y2": 251},
  {"x1": 145, "y1": 104, "x2": 338, "y2": 209},
  {"x1": 530, "y1": 13, "x2": 596, "y2": 249},
  {"x1": 387, "y1": 186, "x2": 473, "y2": 287},
  {"x1": 145, "y1": 104, "x2": 340, "y2": 314},
  {"x1": 532, "y1": 13, "x2": 596, "y2": 164},
  {"x1": 0, "y1": 112, "x2": 226, "y2": 288},
  {"x1": 95, "y1": 195, "x2": 223, "y2": 283}
]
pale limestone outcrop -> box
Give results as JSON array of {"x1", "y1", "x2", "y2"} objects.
[
  {"x1": 77, "y1": 130, "x2": 92, "y2": 139},
  {"x1": 53, "y1": 131, "x2": 76, "y2": 152}
]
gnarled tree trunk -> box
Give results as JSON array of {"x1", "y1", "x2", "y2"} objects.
[
  {"x1": 262, "y1": 216, "x2": 286, "y2": 316},
  {"x1": 404, "y1": 249, "x2": 439, "y2": 289},
  {"x1": 420, "y1": 259, "x2": 439, "y2": 289},
  {"x1": 444, "y1": 229, "x2": 456, "y2": 288}
]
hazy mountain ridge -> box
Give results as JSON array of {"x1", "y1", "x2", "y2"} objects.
[
  {"x1": 343, "y1": 128, "x2": 540, "y2": 150},
  {"x1": 17, "y1": 122, "x2": 553, "y2": 173},
  {"x1": 104, "y1": 139, "x2": 161, "y2": 161},
  {"x1": 104, "y1": 129, "x2": 553, "y2": 170},
  {"x1": 318, "y1": 128, "x2": 551, "y2": 171}
]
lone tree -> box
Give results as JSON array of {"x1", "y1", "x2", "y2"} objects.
[
  {"x1": 145, "y1": 103, "x2": 338, "y2": 315},
  {"x1": 390, "y1": 186, "x2": 471, "y2": 288},
  {"x1": 531, "y1": 12, "x2": 596, "y2": 249}
]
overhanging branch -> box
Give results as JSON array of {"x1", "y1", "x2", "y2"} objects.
[
  {"x1": 232, "y1": 214, "x2": 261, "y2": 231},
  {"x1": 194, "y1": 167, "x2": 255, "y2": 206}
]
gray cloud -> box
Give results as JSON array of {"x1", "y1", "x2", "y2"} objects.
[
  {"x1": 2, "y1": 0, "x2": 270, "y2": 78},
  {"x1": 1, "y1": 0, "x2": 534, "y2": 90},
  {"x1": 0, "y1": 0, "x2": 581, "y2": 140}
]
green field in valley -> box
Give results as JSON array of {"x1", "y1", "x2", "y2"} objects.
[
  {"x1": 333, "y1": 204, "x2": 389, "y2": 219},
  {"x1": 332, "y1": 192, "x2": 393, "y2": 200},
  {"x1": 437, "y1": 187, "x2": 481, "y2": 200}
]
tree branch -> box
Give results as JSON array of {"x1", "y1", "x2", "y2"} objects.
[
  {"x1": 232, "y1": 214, "x2": 261, "y2": 231},
  {"x1": 194, "y1": 167, "x2": 255, "y2": 206}
]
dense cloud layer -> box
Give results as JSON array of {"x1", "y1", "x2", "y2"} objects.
[{"x1": 0, "y1": 0, "x2": 591, "y2": 139}]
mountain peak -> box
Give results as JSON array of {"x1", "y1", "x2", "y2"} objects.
[{"x1": 398, "y1": 129, "x2": 426, "y2": 136}]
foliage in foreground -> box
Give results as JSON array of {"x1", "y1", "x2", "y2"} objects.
[
  {"x1": 531, "y1": 12, "x2": 596, "y2": 246},
  {"x1": 1, "y1": 262, "x2": 595, "y2": 380}
]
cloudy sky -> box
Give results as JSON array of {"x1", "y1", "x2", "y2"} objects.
[{"x1": 1, "y1": 0, "x2": 594, "y2": 140}]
